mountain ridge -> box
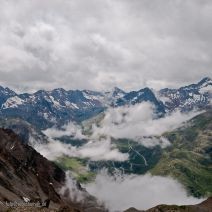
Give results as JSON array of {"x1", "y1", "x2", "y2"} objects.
[{"x1": 0, "y1": 77, "x2": 211, "y2": 129}]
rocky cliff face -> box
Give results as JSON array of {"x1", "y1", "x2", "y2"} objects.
[{"x1": 0, "y1": 128, "x2": 105, "y2": 212}]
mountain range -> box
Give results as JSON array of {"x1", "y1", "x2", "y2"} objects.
[{"x1": 0, "y1": 77, "x2": 211, "y2": 129}]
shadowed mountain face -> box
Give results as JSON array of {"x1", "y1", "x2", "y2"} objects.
[
  {"x1": 0, "y1": 128, "x2": 105, "y2": 212},
  {"x1": 0, "y1": 78, "x2": 211, "y2": 129}
]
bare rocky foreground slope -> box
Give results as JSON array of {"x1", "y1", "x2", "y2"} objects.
[
  {"x1": 0, "y1": 128, "x2": 211, "y2": 212},
  {"x1": 0, "y1": 128, "x2": 105, "y2": 212}
]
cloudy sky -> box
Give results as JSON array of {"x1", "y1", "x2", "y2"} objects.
[{"x1": 0, "y1": 0, "x2": 212, "y2": 92}]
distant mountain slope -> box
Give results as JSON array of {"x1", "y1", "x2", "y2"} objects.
[
  {"x1": 0, "y1": 118, "x2": 48, "y2": 145},
  {"x1": 159, "y1": 77, "x2": 212, "y2": 112},
  {"x1": 0, "y1": 86, "x2": 16, "y2": 106},
  {"x1": 114, "y1": 87, "x2": 165, "y2": 114},
  {"x1": 151, "y1": 110, "x2": 212, "y2": 197},
  {"x1": 0, "y1": 86, "x2": 127, "y2": 129},
  {"x1": 0, "y1": 77, "x2": 211, "y2": 129},
  {"x1": 0, "y1": 89, "x2": 106, "y2": 129},
  {"x1": 0, "y1": 128, "x2": 105, "y2": 212}
]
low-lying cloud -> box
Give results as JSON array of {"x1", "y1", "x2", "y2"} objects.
[
  {"x1": 37, "y1": 102, "x2": 201, "y2": 162},
  {"x1": 135, "y1": 136, "x2": 170, "y2": 148},
  {"x1": 85, "y1": 171, "x2": 205, "y2": 211},
  {"x1": 60, "y1": 171, "x2": 85, "y2": 203},
  {"x1": 43, "y1": 122, "x2": 85, "y2": 140},
  {"x1": 34, "y1": 137, "x2": 128, "y2": 161},
  {"x1": 91, "y1": 102, "x2": 200, "y2": 140}
]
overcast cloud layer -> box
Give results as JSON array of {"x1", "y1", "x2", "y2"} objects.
[
  {"x1": 90, "y1": 103, "x2": 200, "y2": 139},
  {"x1": 0, "y1": 0, "x2": 212, "y2": 92}
]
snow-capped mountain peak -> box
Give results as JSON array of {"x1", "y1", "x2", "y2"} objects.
[{"x1": 159, "y1": 77, "x2": 212, "y2": 111}]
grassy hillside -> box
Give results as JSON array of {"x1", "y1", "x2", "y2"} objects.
[
  {"x1": 55, "y1": 156, "x2": 95, "y2": 183},
  {"x1": 151, "y1": 110, "x2": 212, "y2": 197}
]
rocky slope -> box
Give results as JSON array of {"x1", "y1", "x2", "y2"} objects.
[{"x1": 0, "y1": 128, "x2": 105, "y2": 212}]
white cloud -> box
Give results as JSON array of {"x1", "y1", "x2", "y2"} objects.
[
  {"x1": 85, "y1": 171, "x2": 205, "y2": 211},
  {"x1": 60, "y1": 171, "x2": 85, "y2": 203},
  {"x1": 40, "y1": 120, "x2": 128, "y2": 161},
  {"x1": 43, "y1": 122, "x2": 86, "y2": 140},
  {"x1": 34, "y1": 137, "x2": 128, "y2": 161},
  {"x1": 135, "y1": 137, "x2": 171, "y2": 149},
  {"x1": 72, "y1": 139, "x2": 128, "y2": 161},
  {"x1": 91, "y1": 102, "x2": 200, "y2": 140}
]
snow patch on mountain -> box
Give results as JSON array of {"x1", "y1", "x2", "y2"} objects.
[{"x1": 2, "y1": 96, "x2": 25, "y2": 109}]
